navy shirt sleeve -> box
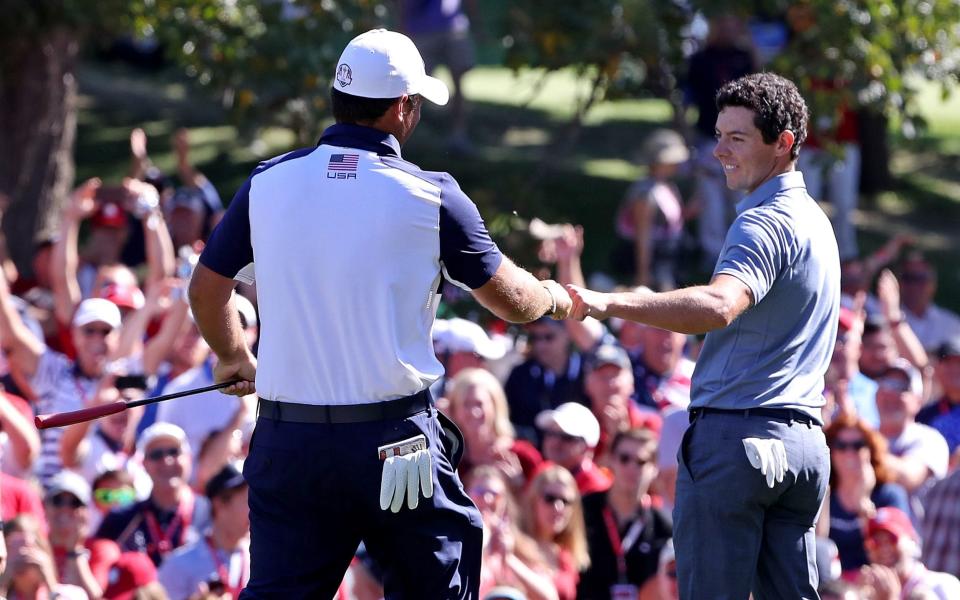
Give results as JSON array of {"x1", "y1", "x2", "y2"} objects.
[
  {"x1": 198, "y1": 175, "x2": 253, "y2": 278},
  {"x1": 199, "y1": 148, "x2": 317, "y2": 278},
  {"x1": 437, "y1": 174, "x2": 503, "y2": 290}
]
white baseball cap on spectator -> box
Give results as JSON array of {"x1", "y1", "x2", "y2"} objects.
[
  {"x1": 137, "y1": 422, "x2": 190, "y2": 456},
  {"x1": 72, "y1": 298, "x2": 122, "y2": 330},
  {"x1": 332, "y1": 29, "x2": 449, "y2": 105},
  {"x1": 46, "y1": 470, "x2": 93, "y2": 506},
  {"x1": 234, "y1": 292, "x2": 258, "y2": 329},
  {"x1": 883, "y1": 358, "x2": 923, "y2": 396},
  {"x1": 433, "y1": 318, "x2": 506, "y2": 360},
  {"x1": 535, "y1": 402, "x2": 601, "y2": 448}
]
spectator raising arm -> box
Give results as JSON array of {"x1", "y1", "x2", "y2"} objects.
[
  {"x1": 0, "y1": 260, "x2": 45, "y2": 379},
  {"x1": 50, "y1": 178, "x2": 101, "y2": 327},
  {"x1": 128, "y1": 127, "x2": 152, "y2": 182},
  {"x1": 140, "y1": 288, "x2": 190, "y2": 377},
  {"x1": 0, "y1": 391, "x2": 40, "y2": 472},
  {"x1": 876, "y1": 269, "x2": 928, "y2": 374},
  {"x1": 125, "y1": 178, "x2": 175, "y2": 290},
  {"x1": 551, "y1": 225, "x2": 605, "y2": 352}
]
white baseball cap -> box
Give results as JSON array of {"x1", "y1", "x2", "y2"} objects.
[
  {"x1": 332, "y1": 29, "x2": 449, "y2": 106},
  {"x1": 432, "y1": 318, "x2": 507, "y2": 360},
  {"x1": 535, "y1": 402, "x2": 601, "y2": 448},
  {"x1": 72, "y1": 298, "x2": 122, "y2": 330},
  {"x1": 137, "y1": 422, "x2": 190, "y2": 456}
]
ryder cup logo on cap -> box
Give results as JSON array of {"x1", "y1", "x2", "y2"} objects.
[{"x1": 333, "y1": 29, "x2": 450, "y2": 105}]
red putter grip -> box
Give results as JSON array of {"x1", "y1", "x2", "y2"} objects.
[{"x1": 35, "y1": 401, "x2": 127, "y2": 430}]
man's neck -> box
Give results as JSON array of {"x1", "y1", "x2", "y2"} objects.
[
  {"x1": 211, "y1": 523, "x2": 246, "y2": 552},
  {"x1": 151, "y1": 485, "x2": 184, "y2": 512},
  {"x1": 903, "y1": 302, "x2": 932, "y2": 319},
  {"x1": 746, "y1": 161, "x2": 794, "y2": 196},
  {"x1": 879, "y1": 420, "x2": 907, "y2": 440},
  {"x1": 542, "y1": 354, "x2": 568, "y2": 375},
  {"x1": 607, "y1": 484, "x2": 643, "y2": 521}
]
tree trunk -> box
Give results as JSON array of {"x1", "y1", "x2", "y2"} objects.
[{"x1": 0, "y1": 27, "x2": 78, "y2": 276}]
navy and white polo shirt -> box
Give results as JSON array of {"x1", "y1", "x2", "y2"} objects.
[{"x1": 200, "y1": 124, "x2": 502, "y2": 405}]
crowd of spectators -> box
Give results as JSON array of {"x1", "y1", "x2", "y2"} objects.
[{"x1": 0, "y1": 18, "x2": 958, "y2": 600}]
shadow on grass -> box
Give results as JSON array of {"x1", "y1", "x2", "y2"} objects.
[{"x1": 75, "y1": 59, "x2": 960, "y2": 309}]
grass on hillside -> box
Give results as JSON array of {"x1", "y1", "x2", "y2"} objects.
[{"x1": 75, "y1": 60, "x2": 960, "y2": 310}]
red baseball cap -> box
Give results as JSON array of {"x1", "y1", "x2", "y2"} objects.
[
  {"x1": 838, "y1": 307, "x2": 856, "y2": 331},
  {"x1": 91, "y1": 201, "x2": 128, "y2": 229},
  {"x1": 866, "y1": 507, "x2": 917, "y2": 541},
  {"x1": 103, "y1": 552, "x2": 157, "y2": 600},
  {"x1": 99, "y1": 283, "x2": 145, "y2": 311}
]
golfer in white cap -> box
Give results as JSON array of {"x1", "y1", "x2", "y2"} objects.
[{"x1": 189, "y1": 28, "x2": 573, "y2": 598}]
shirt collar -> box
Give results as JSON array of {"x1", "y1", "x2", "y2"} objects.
[
  {"x1": 735, "y1": 170, "x2": 807, "y2": 214},
  {"x1": 317, "y1": 123, "x2": 402, "y2": 158}
]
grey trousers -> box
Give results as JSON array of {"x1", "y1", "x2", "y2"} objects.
[{"x1": 674, "y1": 410, "x2": 830, "y2": 600}]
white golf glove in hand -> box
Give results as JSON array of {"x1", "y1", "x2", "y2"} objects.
[
  {"x1": 379, "y1": 435, "x2": 434, "y2": 512},
  {"x1": 742, "y1": 438, "x2": 788, "y2": 488}
]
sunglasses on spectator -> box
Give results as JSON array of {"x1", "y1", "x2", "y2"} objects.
[
  {"x1": 542, "y1": 429, "x2": 581, "y2": 443},
  {"x1": 900, "y1": 272, "x2": 931, "y2": 284},
  {"x1": 48, "y1": 494, "x2": 84, "y2": 509},
  {"x1": 616, "y1": 452, "x2": 649, "y2": 467},
  {"x1": 541, "y1": 493, "x2": 573, "y2": 507},
  {"x1": 666, "y1": 568, "x2": 677, "y2": 579},
  {"x1": 145, "y1": 446, "x2": 182, "y2": 461},
  {"x1": 94, "y1": 487, "x2": 136, "y2": 506},
  {"x1": 81, "y1": 326, "x2": 113, "y2": 337},
  {"x1": 469, "y1": 485, "x2": 503, "y2": 498},
  {"x1": 528, "y1": 332, "x2": 558, "y2": 344},
  {"x1": 878, "y1": 378, "x2": 911, "y2": 393},
  {"x1": 832, "y1": 439, "x2": 867, "y2": 452}
]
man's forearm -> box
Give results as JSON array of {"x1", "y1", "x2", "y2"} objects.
[
  {"x1": 472, "y1": 258, "x2": 557, "y2": 323},
  {"x1": 606, "y1": 286, "x2": 737, "y2": 334}
]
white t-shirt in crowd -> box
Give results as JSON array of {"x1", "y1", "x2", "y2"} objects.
[
  {"x1": 154, "y1": 362, "x2": 246, "y2": 459},
  {"x1": 904, "y1": 303, "x2": 960, "y2": 353}
]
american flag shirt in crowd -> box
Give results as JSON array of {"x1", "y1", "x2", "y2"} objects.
[{"x1": 31, "y1": 349, "x2": 99, "y2": 486}]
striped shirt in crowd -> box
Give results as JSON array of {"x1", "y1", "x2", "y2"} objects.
[{"x1": 31, "y1": 349, "x2": 98, "y2": 486}]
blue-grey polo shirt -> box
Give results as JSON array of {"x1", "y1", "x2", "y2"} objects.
[{"x1": 690, "y1": 171, "x2": 840, "y2": 420}]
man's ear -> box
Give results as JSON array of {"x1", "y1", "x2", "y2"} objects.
[
  {"x1": 396, "y1": 95, "x2": 411, "y2": 119},
  {"x1": 777, "y1": 130, "x2": 796, "y2": 158}
]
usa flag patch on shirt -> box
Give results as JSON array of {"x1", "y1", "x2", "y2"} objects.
[{"x1": 328, "y1": 154, "x2": 359, "y2": 172}]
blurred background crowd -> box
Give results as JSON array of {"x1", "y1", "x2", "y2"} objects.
[{"x1": 1, "y1": 1, "x2": 959, "y2": 600}]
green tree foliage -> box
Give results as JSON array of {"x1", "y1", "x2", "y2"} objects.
[
  {"x1": 127, "y1": 0, "x2": 389, "y2": 143},
  {"x1": 502, "y1": 0, "x2": 960, "y2": 139}
]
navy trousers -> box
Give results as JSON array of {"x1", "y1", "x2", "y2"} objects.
[
  {"x1": 238, "y1": 407, "x2": 483, "y2": 599},
  {"x1": 674, "y1": 410, "x2": 830, "y2": 600}
]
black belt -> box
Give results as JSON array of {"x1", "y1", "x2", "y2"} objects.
[
  {"x1": 689, "y1": 406, "x2": 820, "y2": 427},
  {"x1": 257, "y1": 389, "x2": 431, "y2": 424}
]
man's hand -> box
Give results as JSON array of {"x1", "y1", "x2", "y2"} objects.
[
  {"x1": 566, "y1": 284, "x2": 612, "y2": 320},
  {"x1": 876, "y1": 269, "x2": 903, "y2": 324},
  {"x1": 130, "y1": 128, "x2": 148, "y2": 160},
  {"x1": 214, "y1": 353, "x2": 257, "y2": 397},
  {"x1": 64, "y1": 178, "x2": 101, "y2": 223},
  {"x1": 860, "y1": 564, "x2": 901, "y2": 600},
  {"x1": 542, "y1": 280, "x2": 572, "y2": 320}
]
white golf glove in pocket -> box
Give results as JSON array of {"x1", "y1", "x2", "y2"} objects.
[
  {"x1": 378, "y1": 434, "x2": 434, "y2": 512},
  {"x1": 742, "y1": 437, "x2": 788, "y2": 488}
]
